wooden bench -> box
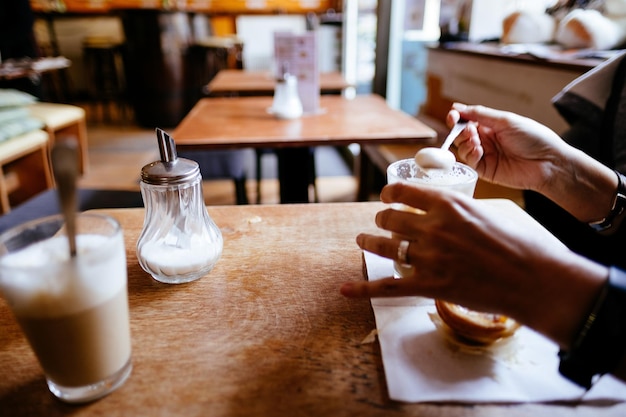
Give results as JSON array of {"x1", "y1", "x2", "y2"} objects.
[
  {"x1": 0, "y1": 188, "x2": 144, "y2": 234},
  {"x1": 27, "y1": 102, "x2": 89, "y2": 174},
  {"x1": 0, "y1": 130, "x2": 53, "y2": 214}
]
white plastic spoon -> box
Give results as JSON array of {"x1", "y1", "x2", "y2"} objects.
[{"x1": 414, "y1": 120, "x2": 468, "y2": 171}]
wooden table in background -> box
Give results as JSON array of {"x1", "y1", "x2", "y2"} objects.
[
  {"x1": 206, "y1": 69, "x2": 352, "y2": 96},
  {"x1": 2, "y1": 201, "x2": 623, "y2": 416},
  {"x1": 173, "y1": 94, "x2": 437, "y2": 203},
  {"x1": 0, "y1": 57, "x2": 70, "y2": 81}
]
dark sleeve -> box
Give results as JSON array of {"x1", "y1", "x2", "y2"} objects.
[
  {"x1": 525, "y1": 53, "x2": 626, "y2": 268},
  {"x1": 524, "y1": 190, "x2": 626, "y2": 269}
]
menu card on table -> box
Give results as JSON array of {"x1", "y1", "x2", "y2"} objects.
[{"x1": 273, "y1": 31, "x2": 320, "y2": 115}]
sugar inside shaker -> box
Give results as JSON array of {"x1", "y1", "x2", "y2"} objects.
[{"x1": 136, "y1": 128, "x2": 223, "y2": 284}]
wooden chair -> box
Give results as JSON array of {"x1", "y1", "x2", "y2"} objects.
[
  {"x1": 0, "y1": 130, "x2": 53, "y2": 214},
  {"x1": 27, "y1": 102, "x2": 89, "y2": 174}
]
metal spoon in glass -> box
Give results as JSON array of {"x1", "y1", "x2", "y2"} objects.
[
  {"x1": 414, "y1": 119, "x2": 468, "y2": 171},
  {"x1": 51, "y1": 140, "x2": 79, "y2": 257}
]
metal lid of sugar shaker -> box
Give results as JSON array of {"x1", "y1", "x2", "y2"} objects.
[{"x1": 141, "y1": 128, "x2": 200, "y2": 185}]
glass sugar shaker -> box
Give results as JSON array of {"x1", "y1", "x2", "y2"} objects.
[{"x1": 136, "y1": 128, "x2": 223, "y2": 284}]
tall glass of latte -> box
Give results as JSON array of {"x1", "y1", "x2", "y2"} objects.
[
  {"x1": 387, "y1": 158, "x2": 478, "y2": 278},
  {"x1": 0, "y1": 213, "x2": 132, "y2": 403}
]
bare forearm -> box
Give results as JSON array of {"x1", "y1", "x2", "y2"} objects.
[
  {"x1": 539, "y1": 147, "x2": 618, "y2": 223},
  {"x1": 517, "y1": 253, "x2": 609, "y2": 350}
]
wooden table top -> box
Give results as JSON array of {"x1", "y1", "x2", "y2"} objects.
[
  {"x1": 0, "y1": 57, "x2": 70, "y2": 80},
  {"x1": 172, "y1": 94, "x2": 437, "y2": 151},
  {"x1": 206, "y1": 69, "x2": 352, "y2": 96},
  {"x1": 2, "y1": 201, "x2": 623, "y2": 416}
]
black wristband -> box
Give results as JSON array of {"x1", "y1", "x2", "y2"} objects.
[
  {"x1": 559, "y1": 267, "x2": 626, "y2": 389},
  {"x1": 589, "y1": 170, "x2": 626, "y2": 235}
]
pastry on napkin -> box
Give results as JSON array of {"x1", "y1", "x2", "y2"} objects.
[{"x1": 364, "y1": 251, "x2": 626, "y2": 403}]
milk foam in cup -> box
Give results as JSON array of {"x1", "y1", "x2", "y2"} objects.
[
  {"x1": 386, "y1": 158, "x2": 478, "y2": 280},
  {"x1": 0, "y1": 213, "x2": 132, "y2": 403}
]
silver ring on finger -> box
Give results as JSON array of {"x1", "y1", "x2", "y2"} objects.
[{"x1": 397, "y1": 240, "x2": 411, "y2": 265}]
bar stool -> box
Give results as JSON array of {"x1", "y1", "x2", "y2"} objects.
[
  {"x1": 185, "y1": 36, "x2": 248, "y2": 204},
  {"x1": 188, "y1": 36, "x2": 244, "y2": 111},
  {"x1": 82, "y1": 36, "x2": 128, "y2": 123}
]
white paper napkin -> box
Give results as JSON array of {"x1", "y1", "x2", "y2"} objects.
[{"x1": 364, "y1": 251, "x2": 626, "y2": 403}]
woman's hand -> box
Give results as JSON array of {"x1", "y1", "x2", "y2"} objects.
[
  {"x1": 341, "y1": 182, "x2": 569, "y2": 311},
  {"x1": 340, "y1": 182, "x2": 609, "y2": 348},
  {"x1": 448, "y1": 103, "x2": 567, "y2": 194},
  {"x1": 449, "y1": 103, "x2": 618, "y2": 223}
]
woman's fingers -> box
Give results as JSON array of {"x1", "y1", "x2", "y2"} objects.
[
  {"x1": 340, "y1": 276, "x2": 423, "y2": 298},
  {"x1": 356, "y1": 233, "x2": 418, "y2": 267}
]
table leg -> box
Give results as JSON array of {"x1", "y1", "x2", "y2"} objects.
[
  {"x1": 277, "y1": 147, "x2": 313, "y2": 204},
  {"x1": 357, "y1": 149, "x2": 371, "y2": 202}
]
